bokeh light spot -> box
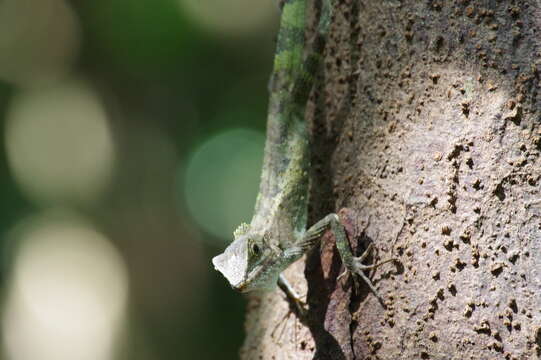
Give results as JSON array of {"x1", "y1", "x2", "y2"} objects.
[
  {"x1": 2, "y1": 211, "x2": 129, "y2": 360},
  {"x1": 0, "y1": 0, "x2": 80, "y2": 87},
  {"x1": 184, "y1": 128, "x2": 264, "y2": 241},
  {"x1": 5, "y1": 79, "x2": 115, "y2": 206},
  {"x1": 178, "y1": 0, "x2": 276, "y2": 36}
]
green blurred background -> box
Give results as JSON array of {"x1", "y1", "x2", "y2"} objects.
[{"x1": 0, "y1": 0, "x2": 279, "y2": 359}]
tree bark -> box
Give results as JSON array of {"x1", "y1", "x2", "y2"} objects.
[{"x1": 241, "y1": 1, "x2": 541, "y2": 359}]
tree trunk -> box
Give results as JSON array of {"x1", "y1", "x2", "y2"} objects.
[{"x1": 241, "y1": 1, "x2": 541, "y2": 359}]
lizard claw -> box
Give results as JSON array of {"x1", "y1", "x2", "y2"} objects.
[
  {"x1": 337, "y1": 268, "x2": 348, "y2": 281},
  {"x1": 346, "y1": 244, "x2": 396, "y2": 307}
]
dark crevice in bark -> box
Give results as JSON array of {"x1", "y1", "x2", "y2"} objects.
[{"x1": 348, "y1": 319, "x2": 358, "y2": 360}]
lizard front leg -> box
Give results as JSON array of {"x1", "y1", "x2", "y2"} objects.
[{"x1": 293, "y1": 213, "x2": 394, "y2": 306}]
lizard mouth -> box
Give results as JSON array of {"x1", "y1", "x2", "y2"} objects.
[{"x1": 234, "y1": 282, "x2": 248, "y2": 292}]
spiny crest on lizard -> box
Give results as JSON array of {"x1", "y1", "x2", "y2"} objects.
[{"x1": 233, "y1": 222, "x2": 250, "y2": 239}]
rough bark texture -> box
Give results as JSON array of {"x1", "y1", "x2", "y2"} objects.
[{"x1": 241, "y1": 1, "x2": 541, "y2": 359}]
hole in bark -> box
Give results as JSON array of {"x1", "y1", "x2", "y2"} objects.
[
  {"x1": 462, "y1": 103, "x2": 470, "y2": 117},
  {"x1": 459, "y1": 233, "x2": 471, "y2": 244},
  {"x1": 508, "y1": 252, "x2": 519, "y2": 264},
  {"x1": 491, "y1": 264, "x2": 504, "y2": 277},
  {"x1": 493, "y1": 183, "x2": 506, "y2": 201},
  {"x1": 508, "y1": 298, "x2": 518, "y2": 313},
  {"x1": 456, "y1": 260, "x2": 466, "y2": 271},
  {"x1": 447, "y1": 144, "x2": 463, "y2": 160},
  {"x1": 474, "y1": 326, "x2": 491, "y2": 335}
]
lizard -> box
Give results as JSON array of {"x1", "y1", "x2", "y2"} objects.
[{"x1": 212, "y1": 0, "x2": 394, "y2": 313}]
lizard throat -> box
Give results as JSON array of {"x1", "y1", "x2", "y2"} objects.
[{"x1": 238, "y1": 253, "x2": 286, "y2": 292}]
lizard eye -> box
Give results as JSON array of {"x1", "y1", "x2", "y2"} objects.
[{"x1": 251, "y1": 243, "x2": 260, "y2": 255}]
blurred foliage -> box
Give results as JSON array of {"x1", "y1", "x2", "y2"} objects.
[{"x1": 0, "y1": 0, "x2": 279, "y2": 359}]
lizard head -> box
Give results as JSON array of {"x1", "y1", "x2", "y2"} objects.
[{"x1": 212, "y1": 224, "x2": 282, "y2": 292}]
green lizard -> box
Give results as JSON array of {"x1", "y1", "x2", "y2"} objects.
[{"x1": 212, "y1": 0, "x2": 393, "y2": 311}]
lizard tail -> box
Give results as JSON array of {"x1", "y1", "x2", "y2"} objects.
[
  {"x1": 270, "y1": 0, "x2": 334, "y2": 110},
  {"x1": 292, "y1": 0, "x2": 333, "y2": 107},
  {"x1": 251, "y1": 0, "x2": 334, "y2": 232}
]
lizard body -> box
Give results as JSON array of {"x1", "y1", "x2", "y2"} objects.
[{"x1": 212, "y1": 0, "x2": 392, "y2": 307}]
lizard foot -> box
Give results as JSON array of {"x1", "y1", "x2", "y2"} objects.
[
  {"x1": 347, "y1": 243, "x2": 396, "y2": 307},
  {"x1": 271, "y1": 296, "x2": 308, "y2": 347},
  {"x1": 271, "y1": 289, "x2": 308, "y2": 341}
]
